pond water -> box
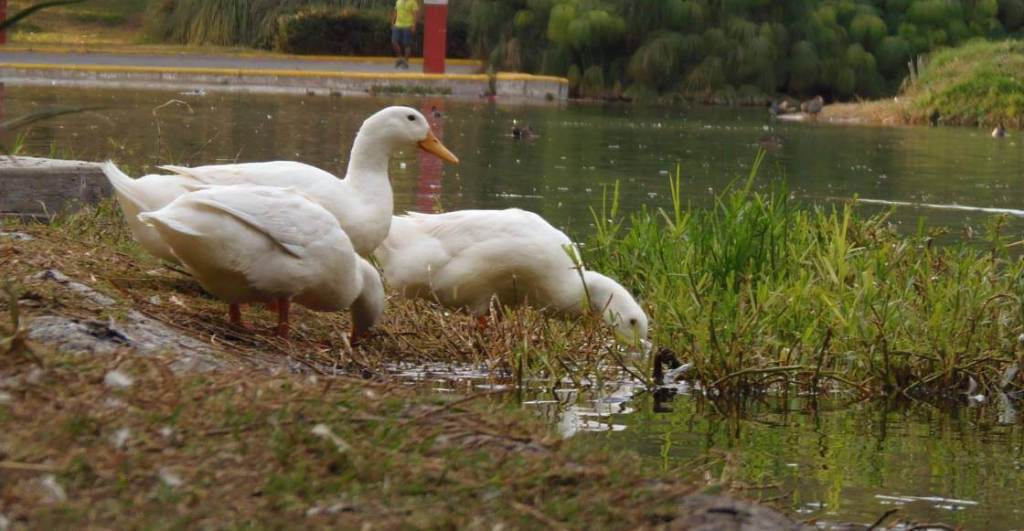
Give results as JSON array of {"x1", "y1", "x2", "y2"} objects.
[
  {"x1": 4, "y1": 86, "x2": 1024, "y2": 528},
  {"x1": 4, "y1": 86, "x2": 1024, "y2": 236}
]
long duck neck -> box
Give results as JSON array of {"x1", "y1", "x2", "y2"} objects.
[
  {"x1": 338, "y1": 124, "x2": 396, "y2": 255},
  {"x1": 344, "y1": 128, "x2": 394, "y2": 193}
]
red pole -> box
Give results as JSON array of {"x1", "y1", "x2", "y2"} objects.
[
  {"x1": 423, "y1": 0, "x2": 447, "y2": 74},
  {"x1": 0, "y1": 0, "x2": 8, "y2": 45}
]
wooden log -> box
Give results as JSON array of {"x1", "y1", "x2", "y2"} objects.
[{"x1": 0, "y1": 156, "x2": 110, "y2": 219}]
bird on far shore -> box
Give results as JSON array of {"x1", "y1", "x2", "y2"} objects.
[{"x1": 801, "y1": 95, "x2": 824, "y2": 119}]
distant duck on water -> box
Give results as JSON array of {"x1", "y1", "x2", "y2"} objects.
[
  {"x1": 992, "y1": 124, "x2": 1008, "y2": 138},
  {"x1": 511, "y1": 120, "x2": 537, "y2": 140}
]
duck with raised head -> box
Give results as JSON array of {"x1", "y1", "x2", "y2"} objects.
[
  {"x1": 993, "y1": 124, "x2": 1008, "y2": 138},
  {"x1": 102, "y1": 106, "x2": 460, "y2": 263},
  {"x1": 139, "y1": 185, "x2": 385, "y2": 341},
  {"x1": 374, "y1": 208, "x2": 649, "y2": 347}
]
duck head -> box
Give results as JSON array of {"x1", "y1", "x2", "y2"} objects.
[
  {"x1": 360, "y1": 106, "x2": 459, "y2": 164},
  {"x1": 583, "y1": 270, "x2": 649, "y2": 348}
]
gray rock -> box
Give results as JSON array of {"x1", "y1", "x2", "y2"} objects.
[
  {"x1": 25, "y1": 269, "x2": 226, "y2": 373},
  {"x1": 27, "y1": 314, "x2": 225, "y2": 373},
  {"x1": 32, "y1": 269, "x2": 116, "y2": 307},
  {"x1": 28, "y1": 316, "x2": 130, "y2": 355},
  {"x1": 0, "y1": 231, "x2": 33, "y2": 241},
  {"x1": 668, "y1": 494, "x2": 813, "y2": 531}
]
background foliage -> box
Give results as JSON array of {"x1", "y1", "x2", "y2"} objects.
[{"x1": 146, "y1": 0, "x2": 1024, "y2": 101}]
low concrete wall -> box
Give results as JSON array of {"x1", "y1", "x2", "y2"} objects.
[
  {"x1": 0, "y1": 64, "x2": 569, "y2": 101},
  {"x1": 0, "y1": 156, "x2": 109, "y2": 219}
]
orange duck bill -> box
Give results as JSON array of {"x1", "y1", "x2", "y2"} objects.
[{"x1": 417, "y1": 130, "x2": 460, "y2": 164}]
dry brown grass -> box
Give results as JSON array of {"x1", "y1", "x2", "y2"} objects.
[
  {"x1": 0, "y1": 341, "x2": 709, "y2": 528},
  {"x1": 818, "y1": 100, "x2": 914, "y2": 127}
]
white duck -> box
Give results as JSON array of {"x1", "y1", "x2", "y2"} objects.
[
  {"x1": 374, "y1": 208, "x2": 649, "y2": 346},
  {"x1": 138, "y1": 185, "x2": 385, "y2": 340},
  {"x1": 102, "y1": 106, "x2": 458, "y2": 263}
]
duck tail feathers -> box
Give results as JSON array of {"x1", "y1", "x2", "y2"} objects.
[
  {"x1": 101, "y1": 160, "x2": 147, "y2": 209},
  {"x1": 137, "y1": 211, "x2": 203, "y2": 238}
]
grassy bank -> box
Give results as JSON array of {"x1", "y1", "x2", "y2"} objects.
[
  {"x1": 908, "y1": 39, "x2": 1024, "y2": 127},
  {"x1": 7, "y1": 0, "x2": 148, "y2": 46},
  {"x1": 584, "y1": 159, "x2": 1024, "y2": 400},
  {"x1": 822, "y1": 39, "x2": 1024, "y2": 128},
  {"x1": 0, "y1": 202, "x2": 808, "y2": 528},
  {"x1": 2, "y1": 346, "x2": 713, "y2": 528}
]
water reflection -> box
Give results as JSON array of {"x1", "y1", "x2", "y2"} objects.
[
  {"x1": 387, "y1": 360, "x2": 1022, "y2": 529},
  {"x1": 417, "y1": 99, "x2": 445, "y2": 213},
  {"x1": 5, "y1": 86, "x2": 1024, "y2": 240}
]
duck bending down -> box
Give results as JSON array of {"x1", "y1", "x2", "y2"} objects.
[
  {"x1": 374, "y1": 208, "x2": 649, "y2": 346},
  {"x1": 138, "y1": 185, "x2": 385, "y2": 341},
  {"x1": 102, "y1": 106, "x2": 459, "y2": 263}
]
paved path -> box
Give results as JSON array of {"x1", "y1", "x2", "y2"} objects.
[
  {"x1": 0, "y1": 48, "x2": 566, "y2": 100},
  {"x1": 0, "y1": 50, "x2": 480, "y2": 75}
]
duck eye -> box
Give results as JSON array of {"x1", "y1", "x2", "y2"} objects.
[
  {"x1": 407, "y1": 115, "x2": 417, "y2": 121},
  {"x1": 629, "y1": 318, "x2": 638, "y2": 326}
]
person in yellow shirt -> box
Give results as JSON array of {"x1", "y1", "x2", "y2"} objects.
[{"x1": 391, "y1": 0, "x2": 420, "y2": 69}]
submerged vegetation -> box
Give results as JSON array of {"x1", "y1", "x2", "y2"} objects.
[{"x1": 585, "y1": 158, "x2": 1024, "y2": 400}]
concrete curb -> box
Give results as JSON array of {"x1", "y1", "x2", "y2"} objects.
[
  {"x1": 0, "y1": 44, "x2": 483, "y2": 67},
  {"x1": 0, "y1": 62, "x2": 568, "y2": 101}
]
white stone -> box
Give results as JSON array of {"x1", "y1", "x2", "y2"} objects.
[
  {"x1": 103, "y1": 370, "x2": 134, "y2": 389},
  {"x1": 110, "y1": 428, "x2": 131, "y2": 450},
  {"x1": 159, "y1": 468, "x2": 184, "y2": 488},
  {"x1": 40, "y1": 475, "x2": 67, "y2": 503}
]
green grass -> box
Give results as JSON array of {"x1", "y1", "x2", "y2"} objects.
[
  {"x1": 584, "y1": 156, "x2": 1024, "y2": 400},
  {"x1": 906, "y1": 39, "x2": 1024, "y2": 127},
  {"x1": 8, "y1": 0, "x2": 149, "y2": 45}
]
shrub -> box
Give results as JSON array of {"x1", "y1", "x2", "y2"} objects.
[
  {"x1": 275, "y1": 7, "x2": 472, "y2": 58},
  {"x1": 276, "y1": 8, "x2": 391, "y2": 56}
]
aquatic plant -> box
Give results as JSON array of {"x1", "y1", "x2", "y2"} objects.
[{"x1": 585, "y1": 157, "x2": 1024, "y2": 400}]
